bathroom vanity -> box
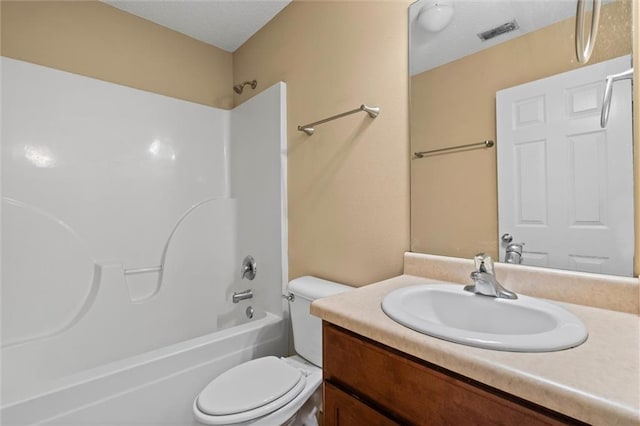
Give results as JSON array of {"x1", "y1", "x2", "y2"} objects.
[
  {"x1": 312, "y1": 254, "x2": 640, "y2": 425},
  {"x1": 323, "y1": 323, "x2": 578, "y2": 425}
]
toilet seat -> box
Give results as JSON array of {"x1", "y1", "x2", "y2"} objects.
[{"x1": 195, "y1": 356, "x2": 307, "y2": 425}]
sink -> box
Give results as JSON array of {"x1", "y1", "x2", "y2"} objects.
[{"x1": 381, "y1": 284, "x2": 588, "y2": 352}]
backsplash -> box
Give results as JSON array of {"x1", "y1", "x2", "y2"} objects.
[{"x1": 404, "y1": 253, "x2": 640, "y2": 314}]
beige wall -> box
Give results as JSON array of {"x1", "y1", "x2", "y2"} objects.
[
  {"x1": 1, "y1": 1, "x2": 234, "y2": 109},
  {"x1": 233, "y1": 0, "x2": 411, "y2": 286},
  {"x1": 410, "y1": 0, "x2": 633, "y2": 262}
]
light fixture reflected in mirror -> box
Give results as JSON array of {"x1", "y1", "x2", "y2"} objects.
[{"x1": 418, "y1": 1, "x2": 454, "y2": 33}]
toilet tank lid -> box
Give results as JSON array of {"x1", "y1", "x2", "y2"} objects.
[{"x1": 288, "y1": 276, "x2": 352, "y2": 300}]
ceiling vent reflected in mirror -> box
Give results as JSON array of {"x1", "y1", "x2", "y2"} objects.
[
  {"x1": 409, "y1": 0, "x2": 583, "y2": 76},
  {"x1": 477, "y1": 20, "x2": 520, "y2": 41}
]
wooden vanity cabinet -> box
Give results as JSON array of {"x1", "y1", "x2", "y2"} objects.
[{"x1": 322, "y1": 322, "x2": 584, "y2": 426}]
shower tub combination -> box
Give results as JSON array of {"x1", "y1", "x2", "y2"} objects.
[{"x1": 1, "y1": 58, "x2": 288, "y2": 425}]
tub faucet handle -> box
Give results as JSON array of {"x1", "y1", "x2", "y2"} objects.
[{"x1": 241, "y1": 255, "x2": 257, "y2": 280}]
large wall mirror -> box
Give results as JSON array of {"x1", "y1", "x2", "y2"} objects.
[{"x1": 409, "y1": 0, "x2": 634, "y2": 276}]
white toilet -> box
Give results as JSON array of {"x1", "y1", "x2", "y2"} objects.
[{"x1": 193, "y1": 276, "x2": 351, "y2": 426}]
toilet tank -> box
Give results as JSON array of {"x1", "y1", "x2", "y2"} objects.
[{"x1": 287, "y1": 276, "x2": 351, "y2": 367}]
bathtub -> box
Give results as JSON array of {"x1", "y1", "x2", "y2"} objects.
[{"x1": 1, "y1": 312, "x2": 287, "y2": 426}]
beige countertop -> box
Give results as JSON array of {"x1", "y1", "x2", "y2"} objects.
[{"x1": 311, "y1": 274, "x2": 640, "y2": 426}]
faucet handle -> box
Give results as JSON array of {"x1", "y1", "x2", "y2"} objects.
[
  {"x1": 501, "y1": 233, "x2": 513, "y2": 244},
  {"x1": 241, "y1": 255, "x2": 257, "y2": 280},
  {"x1": 474, "y1": 253, "x2": 495, "y2": 275}
]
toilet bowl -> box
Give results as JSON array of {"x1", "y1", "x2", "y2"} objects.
[{"x1": 193, "y1": 276, "x2": 351, "y2": 425}]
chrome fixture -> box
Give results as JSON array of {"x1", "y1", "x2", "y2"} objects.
[
  {"x1": 282, "y1": 293, "x2": 295, "y2": 302},
  {"x1": 232, "y1": 289, "x2": 253, "y2": 303},
  {"x1": 464, "y1": 253, "x2": 517, "y2": 300},
  {"x1": 477, "y1": 20, "x2": 519, "y2": 42},
  {"x1": 241, "y1": 255, "x2": 257, "y2": 280},
  {"x1": 600, "y1": 67, "x2": 633, "y2": 128},
  {"x1": 297, "y1": 104, "x2": 380, "y2": 136},
  {"x1": 501, "y1": 233, "x2": 513, "y2": 244},
  {"x1": 501, "y1": 233, "x2": 524, "y2": 264},
  {"x1": 414, "y1": 140, "x2": 493, "y2": 159},
  {"x1": 505, "y1": 243, "x2": 524, "y2": 264},
  {"x1": 233, "y1": 80, "x2": 257, "y2": 94},
  {"x1": 575, "y1": 0, "x2": 601, "y2": 63},
  {"x1": 245, "y1": 306, "x2": 254, "y2": 319}
]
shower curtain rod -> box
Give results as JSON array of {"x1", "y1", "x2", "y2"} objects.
[
  {"x1": 413, "y1": 140, "x2": 494, "y2": 158},
  {"x1": 298, "y1": 104, "x2": 380, "y2": 136}
]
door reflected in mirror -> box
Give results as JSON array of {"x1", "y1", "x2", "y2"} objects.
[{"x1": 409, "y1": 0, "x2": 634, "y2": 276}]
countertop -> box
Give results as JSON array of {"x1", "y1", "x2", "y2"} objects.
[{"x1": 311, "y1": 274, "x2": 640, "y2": 426}]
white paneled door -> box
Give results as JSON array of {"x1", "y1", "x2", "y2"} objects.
[{"x1": 496, "y1": 55, "x2": 633, "y2": 276}]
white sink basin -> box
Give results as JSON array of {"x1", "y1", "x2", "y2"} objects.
[{"x1": 381, "y1": 284, "x2": 588, "y2": 352}]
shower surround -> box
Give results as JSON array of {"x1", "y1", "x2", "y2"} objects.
[{"x1": 1, "y1": 57, "x2": 288, "y2": 424}]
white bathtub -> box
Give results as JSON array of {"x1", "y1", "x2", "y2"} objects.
[{"x1": 1, "y1": 312, "x2": 287, "y2": 426}]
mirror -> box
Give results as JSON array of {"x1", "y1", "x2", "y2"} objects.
[{"x1": 409, "y1": 0, "x2": 634, "y2": 276}]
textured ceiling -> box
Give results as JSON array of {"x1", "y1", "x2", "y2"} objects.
[
  {"x1": 410, "y1": 0, "x2": 586, "y2": 76},
  {"x1": 104, "y1": 0, "x2": 291, "y2": 52}
]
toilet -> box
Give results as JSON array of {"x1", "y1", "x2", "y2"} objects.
[{"x1": 193, "y1": 276, "x2": 351, "y2": 426}]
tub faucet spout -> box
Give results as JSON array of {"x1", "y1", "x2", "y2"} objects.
[{"x1": 232, "y1": 289, "x2": 253, "y2": 303}]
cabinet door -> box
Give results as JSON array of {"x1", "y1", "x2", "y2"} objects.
[{"x1": 324, "y1": 382, "x2": 399, "y2": 426}]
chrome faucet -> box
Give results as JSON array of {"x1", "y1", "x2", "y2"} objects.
[
  {"x1": 464, "y1": 254, "x2": 517, "y2": 300},
  {"x1": 501, "y1": 234, "x2": 524, "y2": 264},
  {"x1": 504, "y1": 243, "x2": 524, "y2": 264}
]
